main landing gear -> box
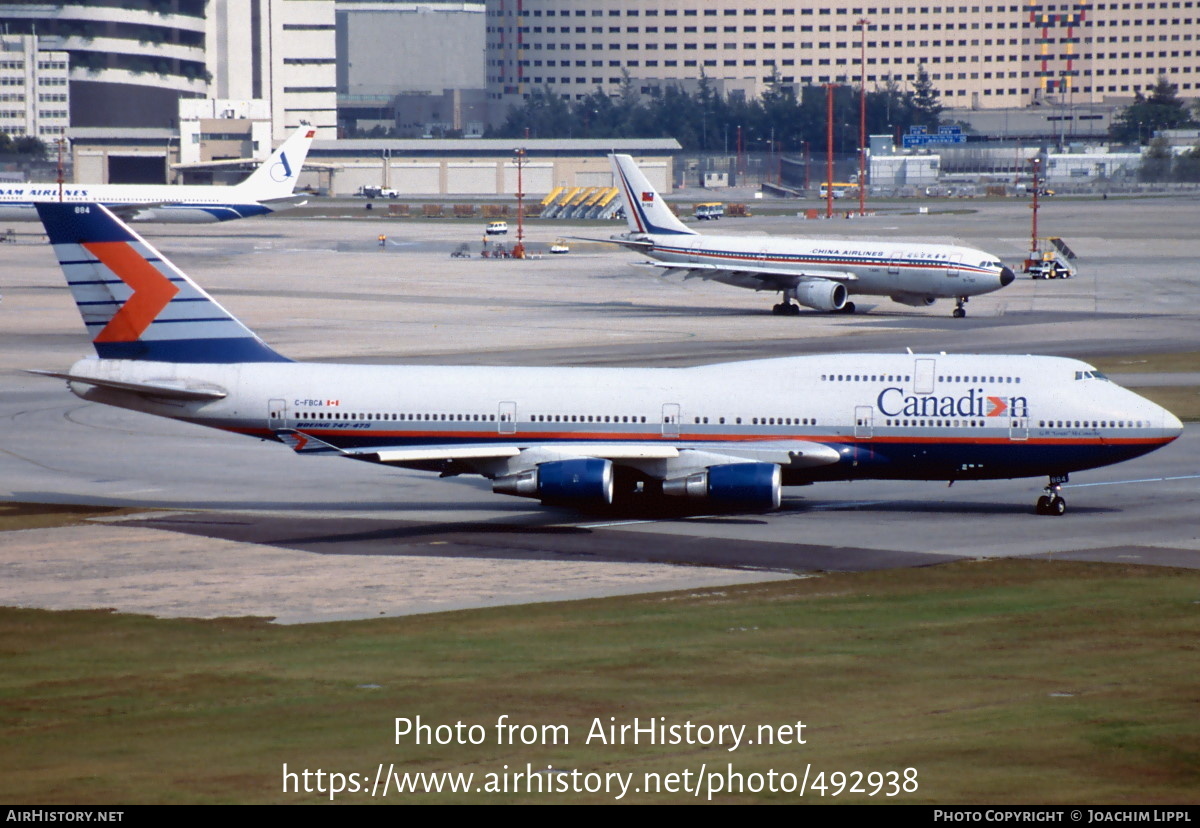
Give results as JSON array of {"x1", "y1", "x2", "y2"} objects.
[
  {"x1": 952, "y1": 296, "x2": 969, "y2": 318},
  {"x1": 770, "y1": 300, "x2": 857, "y2": 315},
  {"x1": 1035, "y1": 474, "x2": 1069, "y2": 516}
]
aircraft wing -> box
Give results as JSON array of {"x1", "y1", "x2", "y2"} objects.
[
  {"x1": 105, "y1": 202, "x2": 170, "y2": 221},
  {"x1": 26, "y1": 369, "x2": 227, "y2": 402},
  {"x1": 569, "y1": 235, "x2": 656, "y2": 251},
  {"x1": 259, "y1": 194, "x2": 310, "y2": 208},
  {"x1": 647, "y1": 261, "x2": 858, "y2": 290},
  {"x1": 274, "y1": 431, "x2": 840, "y2": 475}
]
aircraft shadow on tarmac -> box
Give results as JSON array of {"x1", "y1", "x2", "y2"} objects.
[{"x1": 131, "y1": 511, "x2": 957, "y2": 573}]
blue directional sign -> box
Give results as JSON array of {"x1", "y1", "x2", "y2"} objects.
[{"x1": 902, "y1": 125, "x2": 967, "y2": 148}]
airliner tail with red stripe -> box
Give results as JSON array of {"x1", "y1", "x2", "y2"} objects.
[{"x1": 608, "y1": 153, "x2": 1015, "y2": 318}]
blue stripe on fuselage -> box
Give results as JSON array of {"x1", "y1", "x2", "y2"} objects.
[{"x1": 649, "y1": 244, "x2": 995, "y2": 275}]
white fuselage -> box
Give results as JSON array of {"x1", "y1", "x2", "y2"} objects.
[
  {"x1": 639, "y1": 233, "x2": 1011, "y2": 302},
  {"x1": 62, "y1": 352, "x2": 1181, "y2": 486},
  {"x1": 0, "y1": 182, "x2": 276, "y2": 223}
]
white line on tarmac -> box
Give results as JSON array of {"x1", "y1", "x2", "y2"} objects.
[{"x1": 1066, "y1": 473, "x2": 1200, "y2": 489}]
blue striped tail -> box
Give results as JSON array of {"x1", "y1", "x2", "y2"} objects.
[{"x1": 37, "y1": 202, "x2": 289, "y2": 363}]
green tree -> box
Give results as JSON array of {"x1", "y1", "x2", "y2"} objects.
[
  {"x1": 1172, "y1": 144, "x2": 1200, "y2": 182},
  {"x1": 1139, "y1": 135, "x2": 1173, "y2": 182},
  {"x1": 1111, "y1": 76, "x2": 1197, "y2": 145},
  {"x1": 0, "y1": 133, "x2": 47, "y2": 157},
  {"x1": 493, "y1": 86, "x2": 573, "y2": 139},
  {"x1": 910, "y1": 65, "x2": 943, "y2": 131}
]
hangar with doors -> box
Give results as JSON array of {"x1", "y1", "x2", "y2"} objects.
[{"x1": 303, "y1": 138, "x2": 680, "y2": 197}]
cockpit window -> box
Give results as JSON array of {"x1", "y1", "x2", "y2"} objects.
[{"x1": 1074, "y1": 370, "x2": 1111, "y2": 381}]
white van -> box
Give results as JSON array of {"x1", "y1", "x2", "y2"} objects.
[{"x1": 486, "y1": 221, "x2": 508, "y2": 235}]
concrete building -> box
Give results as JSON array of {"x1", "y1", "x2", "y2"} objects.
[
  {"x1": 0, "y1": 1, "x2": 208, "y2": 130},
  {"x1": 207, "y1": 0, "x2": 338, "y2": 141},
  {"x1": 0, "y1": 34, "x2": 70, "y2": 142},
  {"x1": 0, "y1": 1, "x2": 336, "y2": 141},
  {"x1": 304, "y1": 136, "x2": 679, "y2": 195},
  {"x1": 336, "y1": 2, "x2": 487, "y2": 137},
  {"x1": 177, "y1": 98, "x2": 274, "y2": 169},
  {"x1": 486, "y1": 0, "x2": 1200, "y2": 123}
]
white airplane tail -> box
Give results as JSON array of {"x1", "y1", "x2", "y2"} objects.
[
  {"x1": 609, "y1": 154, "x2": 696, "y2": 236},
  {"x1": 35, "y1": 202, "x2": 288, "y2": 363},
  {"x1": 237, "y1": 125, "x2": 317, "y2": 201}
]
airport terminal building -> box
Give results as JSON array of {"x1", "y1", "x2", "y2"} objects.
[{"x1": 486, "y1": 0, "x2": 1200, "y2": 118}]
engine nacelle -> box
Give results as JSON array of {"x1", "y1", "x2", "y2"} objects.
[
  {"x1": 662, "y1": 462, "x2": 782, "y2": 510},
  {"x1": 793, "y1": 279, "x2": 848, "y2": 312},
  {"x1": 492, "y1": 458, "x2": 614, "y2": 505},
  {"x1": 890, "y1": 294, "x2": 937, "y2": 307}
]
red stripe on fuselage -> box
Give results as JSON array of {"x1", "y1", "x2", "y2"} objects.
[{"x1": 214, "y1": 424, "x2": 1174, "y2": 449}]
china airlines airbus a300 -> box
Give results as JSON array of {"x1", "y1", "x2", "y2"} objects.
[
  {"x1": 0, "y1": 126, "x2": 315, "y2": 223},
  {"x1": 607, "y1": 154, "x2": 1015, "y2": 318},
  {"x1": 30, "y1": 203, "x2": 1179, "y2": 516}
]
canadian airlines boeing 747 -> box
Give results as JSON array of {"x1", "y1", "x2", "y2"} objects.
[
  {"x1": 606, "y1": 154, "x2": 1015, "y2": 318},
  {"x1": 0, "y1": 126, "x2": 315, "y2": 223},
  {"x1": 30, "y1": 203, "x2": 1179, "y2": 516}
]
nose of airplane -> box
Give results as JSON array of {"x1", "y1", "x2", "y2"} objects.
[
  {"x1": 999, "y1": 266, "x2": 1016, "y2": 287},
  {"x1": 1163, "y1": 408, "x2": 1184, "y2": 441}
]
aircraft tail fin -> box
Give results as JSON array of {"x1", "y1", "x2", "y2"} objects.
[
  {"x1": 237, "y1": 124, "x2": 317, "y2": 201},
  {"x1": 609, "y1": 154, "x2": 697, "y2": 236},
  {"x1": 36, "y1": 202, "x2": 289, "y2": 363}
]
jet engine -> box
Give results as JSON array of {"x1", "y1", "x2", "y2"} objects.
[
  {"x1": 662, "y1": 462, "x2": 782, "y2": 510},
  {"x1": 793, "y1": 280, "x2": 848, "y2": 312},
  {"x1": 889, "y1": 294, "x2": 937, "y2": 307},
  {"x1": 492, "y1": 458, "x2": 614, "y2": 505}
]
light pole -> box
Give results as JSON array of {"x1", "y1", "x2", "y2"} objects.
[
  {"x1": 825, "y1": 83, "x2": 835, "y2": 218},
  {"x1": 857, "y1": 17, "x2": 871, "y2": 216},
  {"x1": 513, "y1": 146, "x2": 526, "y2": 260},
  {"x1": 1028, "y1": 157, "x2": 1041, "y2": 267}
]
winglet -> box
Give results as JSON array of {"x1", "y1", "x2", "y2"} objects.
[{"x1": 36, "y1": 202, "x2": 290, "y2": 363}]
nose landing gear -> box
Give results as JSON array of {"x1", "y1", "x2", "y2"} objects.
[
  {"x1": 953, "y1": 296, "x2": 969, "y2": 318},
  {"x1": 1035, "y1": 474, "x2": 1069, "y2": 516}
]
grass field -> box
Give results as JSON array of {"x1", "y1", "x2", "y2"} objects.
[
  {"x1": 1092, "y1": 352, "x2": 1200, "y2": 376},
  {"x1": 1088, "y1": 351, "x2": 1200, "y2": 422},
  {"x1": 1, "y1": 559, "x2": 1196, "y2": 804}
]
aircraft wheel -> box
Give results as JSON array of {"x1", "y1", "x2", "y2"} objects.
[
  {"x1": 1049, "y1": 495, "x2": 1066, "y2": 516},
  {"x1": 788, "y1": 303, "x2": 801, "y2": 316},
  {"x1": 772, "y1": 303, "x2": 785, "y2": 315},
  {"x1": 953, "y1": 307, "x2": 966, "y2": 318},
  {"x1": 1035, "y1": 495, "x2": 1050, "y2": 515}
]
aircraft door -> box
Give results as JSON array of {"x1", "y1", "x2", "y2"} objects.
[
  {"x1": 854, "y1": 405, "x2": 874, "y2": 439},
  {"x1": 913, "y1": 359, "x2": 936, "y2": 394},
  {"x1": 1008, "y1": 406, "x2": 1030, "y2": 441},
  {"x1": 662, "y1": 403, "x2": 681, "y2": 438},
  {"x1": 498, "y1": 401, "x2": 517, "y2": 435},
  {"x1": 268, "y1": 398, "x2": 288, "y2": 430},
  {"x1": 948, "y1": 253, "x2": 977, "y2": 287}
]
